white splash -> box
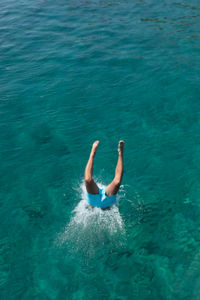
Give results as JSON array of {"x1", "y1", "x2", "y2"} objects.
[{"x1": 58, "y1": 182, "x2": 126, "y2": 255}]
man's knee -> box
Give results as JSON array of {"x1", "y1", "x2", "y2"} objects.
[
  {"x1": 85, "y1": 177, "x2": 93, "y2": 185},
  {"x1": 113, "y1": 178, "x2": 121, "y2": 188}
]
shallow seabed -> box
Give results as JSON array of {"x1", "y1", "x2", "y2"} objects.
[{"x1": 0, "y1": 0, "x2": 200, "y2": 299}]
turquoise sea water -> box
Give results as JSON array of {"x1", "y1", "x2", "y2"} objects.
[{"x1": 1, "y1": 0, "x2": 200, "y2": 299}]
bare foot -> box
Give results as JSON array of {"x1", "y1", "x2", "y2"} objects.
[
  {"x1": 91, "y1": 141, "x2": 99, "y2": 157},
  {"x1": 118, "y1": 140, "x2": 124, "y2": 155}
]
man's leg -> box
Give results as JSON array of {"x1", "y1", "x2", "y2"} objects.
[
  {"x1": 106, "y1": 141, "x2": 124, "y2": 196},
  {"x1": 84, "y1": 141, "x2": 99, "y2": 194}
]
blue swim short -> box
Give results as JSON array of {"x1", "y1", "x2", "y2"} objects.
[{"x1": 87, "y1": 187, "x2": 116, "y2": 209}]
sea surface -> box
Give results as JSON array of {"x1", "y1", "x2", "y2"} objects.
[{"x1": 0, "y1": 0, "x2": 200, "y2": 299}]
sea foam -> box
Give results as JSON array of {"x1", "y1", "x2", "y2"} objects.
[{"x1": 58, "y1": 182, "x2": 126, "y2": 256}]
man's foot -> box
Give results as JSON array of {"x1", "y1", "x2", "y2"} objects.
[
  {"x1": 91, "y1": 141, "x2": 99, "y2": 157},
  {"x1": 118, "y1": 140, "x2": 124, "y2": 155}
]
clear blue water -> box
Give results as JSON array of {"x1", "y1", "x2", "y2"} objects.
[{"x1": 0, "y1": 0, "x2": 200, "y2": 299}]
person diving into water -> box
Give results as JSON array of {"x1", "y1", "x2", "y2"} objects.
[{"x1": 85, "y1": 140, "x2": 124, "y2": 209}]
